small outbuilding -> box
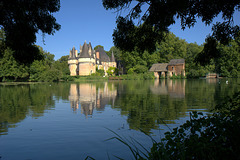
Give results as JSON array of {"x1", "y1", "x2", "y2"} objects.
[
  {"x1": 149, "y1": 63, "x2": 168, "y2": 78},
  {"x1": 149, "y1": 59, "x2": 185, "y2": 78},
  {"x1": 168, "y1": 59, "x2": 185, "y2": 77}
]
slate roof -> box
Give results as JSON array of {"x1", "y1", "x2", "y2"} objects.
[
  {"x1": 88, "y1": 42, "x2": 95, "y2": 58},
  {"x1": 111, "y1": 51, "x2": 115, "y2": 62},
  {"x1": 68, "y1": 47, "x2": 76, "y2": 59},
  {"x1": 96, "y1": 47, "x2": 110, "y2": 62},
  {"x1": 168, "y1": 59, "x2": 185, "y2": 65},
  {"x1": 149, "y1": 63, "x2": 168, "y2": 72},
  {"x1": 79, "y1": 41, "x2": 90, "y2": 58}
]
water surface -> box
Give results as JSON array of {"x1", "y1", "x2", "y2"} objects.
[{"x1": 0, "y1": 79, "x2": 239, "y2": 159}]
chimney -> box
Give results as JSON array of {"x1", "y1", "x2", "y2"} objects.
[
  {"x1": 69, "y1": 49, "x2": 72, "y2": 58},
  {"x1": 96, "y1": 51, "x2": 100, "y2": 59},
  {"x1": 75, "y1": 49, "x2": 78, "y2": 57},
  {"x1": 80, "y1": 44, "x2": 82, "y2": 53}
]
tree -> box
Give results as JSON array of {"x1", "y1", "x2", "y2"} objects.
[
  {"x1": 0, "y1": 48, "x2": 29, "y2": 81},
  {"x1": 53, "y1": 55, "x2": 70, "y2": 77},
  {"x1": 94, "y1": 45, "x2": 104, "y2": 51},
  {"x1": 216, "y1": 40, "x2": 240, "y2": 77},
  {"x1": 154, "y1": 32, "x2": 188, "y2": 62},
  {"x1": 0, "y1": 0, "x2": 61, "y2": 63},
  {"x1": 29, "y1": 46, "x2": 64, "y2": 82},
  {"x1": 102, "y1": 0, "x2": 240, "y2": 53},
  {"x1": 109, "y1": 46, "x2": 122, "y2": 61},
  {"x1": 58, "y1": 55, "x2": 69, "y2": 63}
]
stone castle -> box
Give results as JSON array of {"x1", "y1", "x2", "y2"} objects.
[{"x1": 68, "y1": 41, "x2": 116, "y2": 76}]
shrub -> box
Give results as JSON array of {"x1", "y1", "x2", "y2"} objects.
[
  {"x1": 133, "y1": 65, "x2": 148, "y2": 74},
  {"x1": 107, "y1": 67, "x2": 118, "y2": 76},
  {"x1": 96, "y1": 68, "x2": 105, "y2": 76},
  {"x1": 40, "y1": 69, "x2": 62, "y2": 82},
  {"x1": 110, "y1": 92, "x2": 240, "y2": 160},
  {"x1": 150, "y1": 92, "x2": 240, "y2": 160},
  {"x1": 127, "y1": 68, "x2": 135, "y2": 74}
]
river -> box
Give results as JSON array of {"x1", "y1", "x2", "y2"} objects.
[{"x1": 0, "y1": 79, "x2": 239, "y2": 159}]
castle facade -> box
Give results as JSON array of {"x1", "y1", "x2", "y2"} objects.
[{"x1": 68, "y1": 41, "x2": 116, "y2": 76}]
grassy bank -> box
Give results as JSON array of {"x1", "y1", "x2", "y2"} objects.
[{"x1": 72, "y1": 72, "x2": 156, "y2": 82}]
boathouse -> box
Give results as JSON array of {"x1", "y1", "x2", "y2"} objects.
[
  {"x1": 149, "y1": 63, "x2": 168, "y2": 78},
  {"x1": 149, "y1": 59, "x2": 185, "y2": 78}
]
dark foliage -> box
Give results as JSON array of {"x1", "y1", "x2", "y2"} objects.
[
  {"x1": 195, "y1": 36, "x2": 220, "y2": 66},
  {"x1": 0, "y1": 0, "x2": 61, "y2": 63},
  {"x1": 147, "y1": 92, "x2": 240, "y2": 160},
  {"x1": 103, "y1": 0, "x2": 240, "y2": 54},
  {"x1": 110, "y1": 91, "x2": 240, "y2": 160}
]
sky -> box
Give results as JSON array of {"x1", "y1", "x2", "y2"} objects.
[{"x1": 36, "y1": 0, "x2": 240, "y2": 60}]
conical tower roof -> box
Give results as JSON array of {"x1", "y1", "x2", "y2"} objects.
[
  {"x1": 111, "y1": 51, "x2": 116, "y2": 62},
  {"x1": 88, "y1": 41, "x2": 95, "y2": 58},
  {"x1": 79, "y1": 41, "x2": 90, "y2": 58}
]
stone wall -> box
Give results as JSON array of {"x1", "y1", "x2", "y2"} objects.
[
  {"x1": 78, "y1": 63, "x2": 92, "y2": 76},
  {"x1": 168, "y1": 64, "x2": 185, "y2": 76}
]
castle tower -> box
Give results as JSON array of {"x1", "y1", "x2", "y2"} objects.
[
  {"x1": 110, "y1": 51, "x2": 117, "y2": 68},
  {"x1": 77, "y1": 41, "x2": 96, "y2": 76},
  {"x1": 88, "y1": 42, "x2": 93, "y2": 58},
  {"x1": 111, "y1": 51, "x2": 115, "y2": 62},
  {"x1": 68, "y1": 47, "x2": 78, "y2": 76}
]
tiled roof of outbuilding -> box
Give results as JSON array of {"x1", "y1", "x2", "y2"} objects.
[
  {"x1": 149, "y1": 63, "x2": 168, "y2": 72},
  {"x1": 168, "y1": 59, "x2": 185, "y2": 65}
]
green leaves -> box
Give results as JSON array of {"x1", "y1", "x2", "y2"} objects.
[
  {"x1": 0, "y1": 48, "x2": 29, "y2": 81},
  {"x1": 146, "y1": 92, "x2": 240, "y2": 160},
  {"x1": 1, "y1": 0, "x2": 61, "y2": 63},
  {"x1": 0, "y1": 45, "x2": 70, "y2": 82},
  {"x1": 103, "y1": 0, "x2": 240, "y2": 53}
]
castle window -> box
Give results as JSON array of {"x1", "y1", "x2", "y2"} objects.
[{"x1": 172, "y1": 67, "x2": 174, "y2": 70}]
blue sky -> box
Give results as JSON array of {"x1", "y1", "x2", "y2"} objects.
[{"x1": 36, "y1": 0, "x2": 240, "y2": 60}]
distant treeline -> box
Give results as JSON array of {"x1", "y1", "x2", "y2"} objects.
[
  {"x1": 0, "y1": 45, "x2": 71, "y2": 82},
  {"x1": 0, "y1": 30, "x2": 239, "y2": 82},
  {"x1": 116, "y1": 32, "x2": 240, "y2": 78}
]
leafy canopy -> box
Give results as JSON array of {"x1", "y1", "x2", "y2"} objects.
[
  {"x1": 102, "y1": 0, "x2": 240, "y2": 52},
  {"x1": 0, "y1": 0, "x2": 61, "y2": 63}
]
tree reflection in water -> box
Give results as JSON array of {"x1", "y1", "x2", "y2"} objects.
[{"x1": 1, "y1": 79, "x2": 239, "y2": 135}]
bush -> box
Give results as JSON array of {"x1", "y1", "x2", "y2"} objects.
[
  {"x1": 40, "y1": 69, "x2": 62, "y2": 82},
  {"x1": 96, "y1": 68, "x2": 105, "y2": 76},
  {"x1": 134, "y1": 65, "x2": 148, "y2": 74},
  {"x1": 119, "y1": 72, "x2": 155, "y2": 80},
  {"x1": 127, "y1": 68, "x2": 135, "y2": 75},
  {"x1": 142, "y1": 72, "x2": 155, "y2": 80},
  {"x1": 151, "y1": 92, "x2": 240, "y2": 160},
  {"x1": 107, "y1": 67, "x2": 118, "y2": 76},
  {"x1": 170, "y1": 73, "x2": 186, "y2": 79},
  {"x1": 61, "y1": 75, "x2": 74, "y2": 81},
  {"x1": 110, "y1": 92, "x2": 240, "y2": 160}
]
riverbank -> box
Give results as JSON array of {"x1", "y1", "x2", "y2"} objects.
[{"x1": 0, "y1": 82, "x2": 45, "y2": 85}]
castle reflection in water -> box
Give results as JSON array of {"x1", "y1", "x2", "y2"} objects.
[
  {"x1": 150, "y1": 79, "x2": 186, "y2": 98},
  {"x1": 68, "y1": 82, "x2": 117, "y2": 116},
  {"x1": 68, "y1": 80, "x2": 186, "y2": 116}
]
